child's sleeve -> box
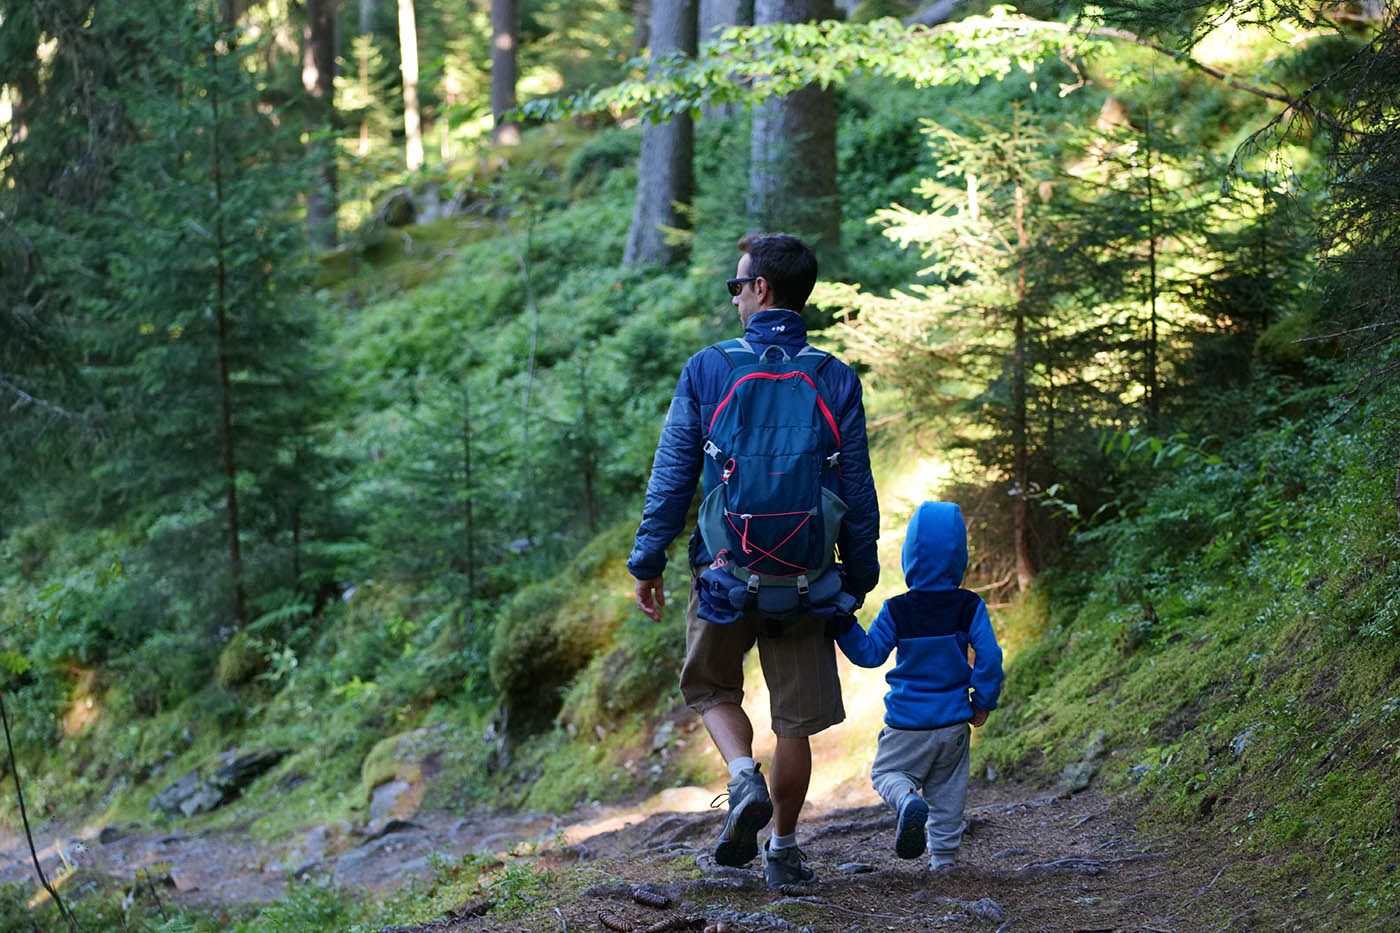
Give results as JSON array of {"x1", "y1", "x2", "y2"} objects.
[
  {"x1": 834, "y1": 602, "x2": 897, "y2": 668},
  {"x1": 968, "y1": 599, "x2": 1004, "y2": 711}
]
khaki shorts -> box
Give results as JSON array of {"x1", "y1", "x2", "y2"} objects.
[{"x1": 679, "y1": 569, "x2": 845, "y2": 738}]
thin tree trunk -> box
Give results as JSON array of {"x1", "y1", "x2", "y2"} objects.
[
  {"x1": 398, "y1": 0, "x2": 423, "y2": 170},
  {"x1": 624, "y1": 0, "x2": 697, "y2": 267},
  {"x1": 358, "y1": 0, "x2": 374, "y2": 155},
  {"x1": 1012, "y1": 174, "x2": 1034, "y2": 592},
  {"x1": 1394, "y1": 451, "x2": 1399, "y2": 535},
  {"x1": 304, "y1": 0, "x2": 339, "y2": 248},
  {"x1": 578, "y1": 356, "x2": 599, "y2": 534},
  {"x1": 491, "y1": 0, "x2": 521, "y2": 145},
  {"x1": 749, "y1": 0, "x2": 839, "y2": 247},
  {"x1": 210, "y1": 33, "x2": 248, "y2": 628},
  {"x1": 633, "y1": 0, "x2": 652, "y2": 55},
  {"x1": 1144, "y1": 117, "x2": 1159, "y2": 430}
]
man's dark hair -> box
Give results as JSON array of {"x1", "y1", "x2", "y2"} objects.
[{"x1": 738, "y1": 233, "x2": 818, "y2": 313}]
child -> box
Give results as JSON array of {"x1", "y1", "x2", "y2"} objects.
[{"x1": 834, "y1": 501, "x2": 1004, "y2": 871}]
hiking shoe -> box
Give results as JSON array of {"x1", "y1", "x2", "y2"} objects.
[
  {"x1": 894, "y1": 791, "x2": 929, "y2": 859},
  {"x1": 762, "y1": 839, "x2": 816, "y2": 888},
  {"x1": 711, "y1": 766, "x2": 773, "y2": 867},
  {"x1": 929, "y1": 858, "x2": 956, "y2": 876}
]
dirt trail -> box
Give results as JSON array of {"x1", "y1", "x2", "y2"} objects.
[
  {"x1": 400, "y1": 785, "x2": 1264, "y2": 933},
  {"x1": 3, "y1": 781, "x2": 1275, "y2": 932}
]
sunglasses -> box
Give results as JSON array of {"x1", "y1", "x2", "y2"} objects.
[{"x1": 726, "y1": 276, "x2": 757, "y2": 297}]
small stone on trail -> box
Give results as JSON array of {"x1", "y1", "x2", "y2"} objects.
[{"x1": 836, "y1": 861, "x2": 875, "y2": 873}]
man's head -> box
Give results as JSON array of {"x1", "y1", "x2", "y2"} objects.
[{"x1": 730, "y1": 233, "x2": 818, "y2": 324}]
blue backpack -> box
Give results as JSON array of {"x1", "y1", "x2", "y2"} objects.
[{"x1": 694, "y1": 338, "x2": 855, "y2": 623}]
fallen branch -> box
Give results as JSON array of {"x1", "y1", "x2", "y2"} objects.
[{"x1": 1, "y1": 691, "x2": 81, "y2": 933}]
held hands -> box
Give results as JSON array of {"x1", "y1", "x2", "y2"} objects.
[
  {"x1": 970, "y1": 707, "x2": 989, "y2": 728},
  {"x1": 635, "y1": 576, "x2": 665, "y2": 622}
]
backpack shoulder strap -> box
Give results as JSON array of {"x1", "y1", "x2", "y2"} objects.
[
  {"x1": 713, "y1": 338, "x2": 758, "y2": 369},
  {"x1": 795, "y1": 344, "x2": 834, "y2": 368}
]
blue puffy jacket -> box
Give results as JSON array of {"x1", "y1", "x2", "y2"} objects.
[
  {"x1": 627, "y1": 308, "x2": 881, "y2": 602},
  {"x1": 836, "y1": 502, "x2": 1004, "y2": 730}
]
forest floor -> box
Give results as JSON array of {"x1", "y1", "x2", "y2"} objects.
[{"x1": 2, "y1": 779, "x2": 1294, "y2": 933}]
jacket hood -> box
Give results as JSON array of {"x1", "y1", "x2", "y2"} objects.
[
  {"x1": 744, "y1": 309, "x2": 808, "y2": 346},
  {"x1": 901, "y1": 501, "x2": 968, "y2": 591}
]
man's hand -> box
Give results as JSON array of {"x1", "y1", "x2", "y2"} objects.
[
  {"x1": 634, "y1": 576, "x2": 665, "y2": 622},
  {"x1": 970, "y1": 708, "x2": 989, "y2": 728}
]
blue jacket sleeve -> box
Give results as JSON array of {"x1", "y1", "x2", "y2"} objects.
[
  {"x1": 627, "y1": 360, "x2": 704, "y2": 580},
  {"x1": 835, "y1": 602, "x2": 897, "y2": 669},
  {"x1": 831, "y1": 367, "x2": 880, "y2": 600},
  {"x1": 968, "y1": 600, "x2": 1004, "y2": 712}
]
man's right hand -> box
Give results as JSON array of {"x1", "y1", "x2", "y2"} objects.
[
  {"x1": 634, "y1": 576, "x2": 665, "y2": 622},
  {"x1": 970, "y1": 708, "x2": 989, "y2": 728}
]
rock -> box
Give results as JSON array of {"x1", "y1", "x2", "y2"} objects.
[
  {"x1": 1056, "y1": 729, "x2": 1108, "y2": 795},
  {"x1": 1129, "y1": 762, "x2": 1151, "y2": 782},
  {"x1": 331, "y1": 832, "x2": 434, "y2": 887},
  {"x1": 1231, "y1": 727, "x2": 1257, "y2": 758},
  {"x1": 964, "y1": 897, "x2": 1005, "y2": 921},
  {"x1": 267, "y1": 820, "x2": 352, "y2": 875},
  {"x1": 367, "y1": 780, "x2": 419, "y2": 834},
  {"x1": 650, "y1": 720, "x2": 676, "y2": 752},
  {"x1": 836, "y1": 861, "x2": 875, "y2": 873},
  {"x1": 148, "y1": 748, "x2": 289, "y2": 818}
]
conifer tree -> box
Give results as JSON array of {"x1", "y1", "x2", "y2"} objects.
[{"x1": 83, "y1": 4, "x2": 336, "y2": 630}]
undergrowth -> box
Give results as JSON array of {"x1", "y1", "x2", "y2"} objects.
[{"x1": 977, "y1": 380, "x2": 1400, "y2": 926}]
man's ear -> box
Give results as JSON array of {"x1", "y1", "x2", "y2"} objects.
[{"x1": 754, "y1": 275, "x2": 772, "y2": 305}]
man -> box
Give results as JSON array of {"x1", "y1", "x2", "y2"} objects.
[{"x1": 628, "y1": 233, "x2": 880, "y2": 887}]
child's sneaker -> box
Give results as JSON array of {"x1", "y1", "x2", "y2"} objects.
[
  {"x1": 762, "y1": 839, "x2": 816, "y2": 887},
  {"x1": 894, "y1": 791, "x2": 929, "y2": 859},
  {"x1": 929, "y1": 857, "x2": 956, "y2": 876},
  {"x1": 711, "y1": 766, "x2": 773, "y2": 867}
]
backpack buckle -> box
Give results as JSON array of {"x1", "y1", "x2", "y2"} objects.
[
  {"x1": 704, "y1": 439, "x2": 722, "y2": 460},
  {"x1": 795, "y1": 574, "x2": 810, "y2": 596},
  {"x1": 746, "y1": 573, "x2": 761, "y2": 595},
  {"x1": 826, "y1": 450, "x2": 840, "y2": 468}
]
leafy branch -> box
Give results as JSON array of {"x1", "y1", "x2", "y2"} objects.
[{"x1": 517, "y1": 8, "x2": 1346, "y2": 132}]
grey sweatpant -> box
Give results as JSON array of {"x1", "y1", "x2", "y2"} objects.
[{"x1": 870, "y1": 722, "x2": 970, "y2": 864}]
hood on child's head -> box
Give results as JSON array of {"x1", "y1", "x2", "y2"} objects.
[{"x1": 901, "y1": 501, "x2": 968, "y2": 591}]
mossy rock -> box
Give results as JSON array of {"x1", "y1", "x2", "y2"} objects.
[
  {"x1": 359, "y1": 726, "x2": 444, "y2": 802},
  {"x1": 215, "y1": 629, "x2": 269, "y2": 689},
  {"x1": 488, "y1": 521, "x2": 638, "y2": 733},
  {"x1": 1254, "y1": 308, "x2": 1336, "y2": 369}
]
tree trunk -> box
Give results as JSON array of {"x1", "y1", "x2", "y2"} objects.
[
  {"x1": 623, "y1": 0, "x2": 697, "y2": 268},
  {"x1": 748, "y1": 0, "x2": 839, "y2": 247},
  {"x1": 1143, "y1": 117, "x2": 1159, "y2": 430},
  {"x1": 1012, "y1": 177, "x2": 1034, "y2": 592},
  {"x1": 699, "y1": 0, "x2": 753, "y2": 120},
  {"x1": 1394, "y1": 451, "x2": 1400, "y2": 536},
  {"x1": 491, "y1": 0, "x2": 521, "y2": 145},
  {"x1": 398, "y1": 0, "x2": 424, "y2": 170},
  {"x1": 303, "y1": 0, "x2": 339, "y2": 249},
  {"x1": 358, "y1": 0, "x2": 374, "y2": 156},
  {"x1": 632, "y1": 0, "x2": 652, "y2": 55},
  {"x1": 209, "y1": 36, "x2": 248, "y2": 628}
]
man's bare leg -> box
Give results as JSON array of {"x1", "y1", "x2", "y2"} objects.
[
  {"x1": 770, "y1": 735, "x2": 811, "y2": 836},
  {"x1": 702, "y1": 702, "x2": 754, "y2": 763}
]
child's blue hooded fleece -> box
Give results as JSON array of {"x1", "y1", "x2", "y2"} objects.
[{"x1": 835, "y1": 502, "x2": 1004, "y2": 730}]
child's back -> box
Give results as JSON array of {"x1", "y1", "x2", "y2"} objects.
[{"x1": 835, "y1": 501, "x2": 1005, "y2": 869}]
